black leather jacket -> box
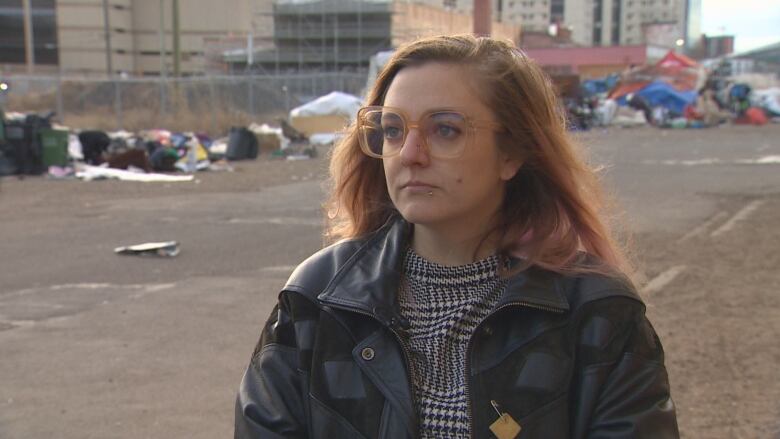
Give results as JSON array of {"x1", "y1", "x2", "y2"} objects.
[{"x1": 235, "y1": 217, "x2": 679, "y2": 438}]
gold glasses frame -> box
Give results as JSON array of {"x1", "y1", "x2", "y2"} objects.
[{"x1": 356, "y1": 105, "x2": 504, "y2": 159}]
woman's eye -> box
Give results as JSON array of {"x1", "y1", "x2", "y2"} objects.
[
  {"x1": 383, "y1": 126, "x2": 403, "y2": 139},
  {"x1": 435, "y1": 124, "x2": 460, "y2": 138}
]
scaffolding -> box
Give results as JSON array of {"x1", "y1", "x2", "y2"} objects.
[
  {"x1": 223, "y1": 0, "x2": 394, "y2": 75},
  {"x1": 219, "y1": 0, "x2": 520, "y2": 75}
]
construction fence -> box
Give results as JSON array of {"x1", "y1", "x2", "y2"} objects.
[{"x1": 1, "y1": 72, "x2": 368, "y2": 136}]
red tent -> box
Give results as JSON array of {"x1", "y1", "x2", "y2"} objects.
[{"x1": 655, "y1": 50, "x2": 699, "y2": 69}]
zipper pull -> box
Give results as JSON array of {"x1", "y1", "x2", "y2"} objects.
[
  {"x1": 392, "y1": 313, "x2": 411, "y2": 330},
  {"x1": 489, "y1": 400, "x2": 522, "y2": 439}
]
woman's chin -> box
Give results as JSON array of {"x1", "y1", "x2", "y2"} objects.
[{"x1": 396, "y1": 205, "x2": 448, "y2": 227}]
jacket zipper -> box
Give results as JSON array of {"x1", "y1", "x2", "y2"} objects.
[
  {"x1": 321, "y1": 300, "x2": 420, "y2": 439},
  {"x1": 465, "y1": 300, "x2": 565, "y2": 439},
  {"x1": 387, "y1": 319, "x2": 421, "y2": 439}
]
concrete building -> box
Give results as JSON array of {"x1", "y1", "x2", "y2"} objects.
[
  {"x1": 701, "y1": 34, "x2": 734, "y2": 59},
  {"x1": 0, "y1": 0, "x2": 272, "y2": 76},
  {"x1": 1, "y1": 0, "x2": 521, "y2": 77},
  {"x1": 498, "y1": 0, "x2": 701, "y2": 48},
  {"x1": 222, "y1": 0, "x2": 520, "y2": 74}
]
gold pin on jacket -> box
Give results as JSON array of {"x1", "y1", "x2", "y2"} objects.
[{"x1": 488, "y1": 400, "x2": 522, "y2": 439}]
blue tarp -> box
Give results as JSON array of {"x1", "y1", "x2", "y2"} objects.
[
  {"x1": 582, "y1": 75, "x2": 620, "y2": 97},
  {"x1": 617, "y1": 80, "x2": 697, "y2": 114}
]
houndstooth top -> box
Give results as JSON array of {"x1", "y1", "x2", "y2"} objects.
[{"x1": 398, "y1": 248, "x2": 508, "y2": 439}]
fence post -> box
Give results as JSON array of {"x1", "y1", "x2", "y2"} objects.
[
  {"x1": 160, "y1": 77, "x2": 167, "y2": 116},
  {"x1": 55, "y1": 73, "x2": 64, "y2": 120},
  {"x1": 208, "y1": 76, "x2": 217, "y2": 136},
  {"x1": 248, "y1": 75, "x2": 255, "y2": 118},
  {"x1": 114, "y1": 79, "x2": 123, "y2": 129}
]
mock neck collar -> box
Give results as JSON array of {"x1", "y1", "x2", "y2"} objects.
[{"x1": 317, "y1": 216, "x2": 570, "y2": 320}]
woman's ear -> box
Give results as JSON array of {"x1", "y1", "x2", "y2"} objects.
[{"x1": 499, "y1": 155, "x2": 523, "y2": 181}]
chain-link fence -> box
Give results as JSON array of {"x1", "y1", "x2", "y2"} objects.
[{"x1": 1, "y1": 72, "x2": 368, "y2": 136}]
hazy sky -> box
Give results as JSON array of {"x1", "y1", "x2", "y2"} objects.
[{"x1": 701, "y1": 0, "x2": 780, "y2": 52}]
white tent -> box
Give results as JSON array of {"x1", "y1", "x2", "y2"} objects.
[
  {"x1": 288, "y1": 91, "x2": 363, "y2": 138},
  {"x1": 289, "y1": 91, "x2": 362, "y2": 121}
]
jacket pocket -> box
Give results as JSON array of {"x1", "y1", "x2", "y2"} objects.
[
  {"x1": 309, "y1": 394, "x2": 368, "y2": 439},
  {"x1": 378, "y1": 400, "x2": 413, "y2": 439},
  {"x1": 514, "y1": 394, "x2": 569, "y2": 439}
]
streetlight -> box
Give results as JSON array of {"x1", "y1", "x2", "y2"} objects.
[{"x1": 675, "y1": 38, "x2": 685, "y2": 47}]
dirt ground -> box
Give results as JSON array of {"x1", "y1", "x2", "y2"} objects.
[
  {"x1": 1, "y1": 124, "x2": 779, "y2": 438},
  {"x1": 637, "y1": 195, "x2": 780, "y2": 439}
]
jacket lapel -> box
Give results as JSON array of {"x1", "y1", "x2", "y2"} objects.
[
  {"x1": 318, "y1": 216, "x2": 570, "y2": 316},
  {"x1": 318, "y1": 216, "x2": 410, "y2": 318}
]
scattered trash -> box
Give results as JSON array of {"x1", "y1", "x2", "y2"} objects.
[
  {"x1": 114, "y1": 241, "x2": 180, "y2": 257},
  {"x1": 76, "y1": 164, "x2": 194, "y2": 182},
  {"x1": 249, "y1": 123, "x2": 289, "y2": 151},
  {"x1": 309, "y1": 133, "x2": 338, "y2": 146},
  {"x1": 206, "y1": 159, "x2": 234, "y2": 172},
  {"x1": 47, "y1": 165, "x2": 75, "y2": 179}
]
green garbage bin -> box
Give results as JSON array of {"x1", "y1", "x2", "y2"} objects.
[{"x1": 39, "y1": 128, "x2": 69, "y2": 168}]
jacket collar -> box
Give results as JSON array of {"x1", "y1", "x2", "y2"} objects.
[{"x1": 317, "y1": 216, "x2": 569, "y2": 322}]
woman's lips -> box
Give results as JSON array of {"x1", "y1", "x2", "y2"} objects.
[{"x1": 402, "y1": 181, "x2": 436, "y2": 194}]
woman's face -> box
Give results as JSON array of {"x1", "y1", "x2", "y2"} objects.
[{"x1": 382, "y1": 62, "x2": 521, "y2": 234}]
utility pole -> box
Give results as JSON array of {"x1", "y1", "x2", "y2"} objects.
[
  {"x1": 159, "y1": 0, "x2": 167, "y2": 77},
  {"x1": 159, "y1": 0, "x2": 168, "y2": 113},
  {"x1": 102, "y1": 0, "x2": 122, "y2": 128},
  {"x1": 172, "y1": 0, "x2": 181, "y2": 77},
  {"x1": 22, "y1": 0, "x2": 35, "y2": 74},
  {"x1": 102, "y1": 0, "x2": 113, "y2": 75}
]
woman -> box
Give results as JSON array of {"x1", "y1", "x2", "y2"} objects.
[{"x1": 235, "y1": 34, "x2": 678, "y2": 439}]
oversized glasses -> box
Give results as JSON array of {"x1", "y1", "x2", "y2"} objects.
[{"x1": 356, "y1": 106, "x2": 503, "y2": 159}]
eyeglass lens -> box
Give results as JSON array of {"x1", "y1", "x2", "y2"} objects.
[{"x1": 359, "y1": 109, "x2": 469, "y2": 158}]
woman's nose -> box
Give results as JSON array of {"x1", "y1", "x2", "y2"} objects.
[{"x1": 399, "y1": 128, "x2": 430, "y2": 167}]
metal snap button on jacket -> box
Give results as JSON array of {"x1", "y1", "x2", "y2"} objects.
[{"x1": 361, "y1": 347, "x2": 375, "y2": 361}]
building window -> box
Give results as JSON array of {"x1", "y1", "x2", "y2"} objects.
[{"x1": 0, "y1": 0, "x2": 59, "y2": 65}]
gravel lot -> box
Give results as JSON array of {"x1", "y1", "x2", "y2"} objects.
[{"x1": 1, "y1": 124, "x2": 779, "y2": 438}]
